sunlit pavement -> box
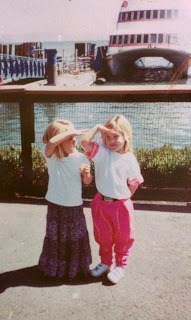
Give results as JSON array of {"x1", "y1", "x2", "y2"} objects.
[{"x1": 0, "y1": 202, "x2": 190, "y2": 320}]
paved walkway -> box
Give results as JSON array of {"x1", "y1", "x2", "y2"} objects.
[{"x1": 0, "y1": 202, "x2": 190, "y2": 320}]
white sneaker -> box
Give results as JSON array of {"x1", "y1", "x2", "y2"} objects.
[
  {"x1": 107, "y1": 266, "x2": 125, "y2": 284},
  {"x1": 90, "y1": 263, "x2": 110, "y2": 277}
]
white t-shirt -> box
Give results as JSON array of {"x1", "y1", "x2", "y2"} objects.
[
  {"x1": 42, "y1": 146, "x2": 89, "y2": 206},
  {"x1": 88, "y1": 143, "x2": 143, "y2": 199}
]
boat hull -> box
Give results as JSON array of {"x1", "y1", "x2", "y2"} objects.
[{"x1": 106, "y1": 48, "x2": 190, "y2": 78}]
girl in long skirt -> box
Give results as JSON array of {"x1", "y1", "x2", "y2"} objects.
[{"x1": 38, "y1": 119, "x2": 92, "y2": 279}]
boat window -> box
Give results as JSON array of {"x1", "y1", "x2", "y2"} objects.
[
  {"x1": 158, "y1": 34, "x2": 163, "y2": 43},
  {"x1": 127, "y1": 12, "x2": 131, "y2": 20},
  {"x1": 167, "y1": 10, "x2": 172, "y2": 19},
  {"x1": 151, "y1": 34, "x2": 157, "y2": 43},
  {"x1": 146, "y1": 10, "x2": 151, "y2": 19},
  {"x1": 133, "y1": 11, "x2": 138, "y2": 20},
  {"x1": 124, "y1": 35, "x2": 129, "y2": 44},
  {"x1": 140, "y1": 11, "x2": 144, "y2": 19},
  {"x1": 143, "y1": 34, "x2": 149, "y2": 43},
  {"x1": 118, "y1": 35, "x2": 123, "y2": 44},
  {"x1": 113, "y1": 36, "x2": 117, "y2": 44},
  {"x1": 137, "y1": 34, "x2": 142, "y2": 44},
  {"x1": 125, "y1": 12, "x2": 129, "y2": 21},
  {"x1": 160, "y1": 10, "x2": 165, "y2": 18},
  {"x1": 117, "y1": 8, "x2": 177, "y2": 23},
  {"x1": 109, "y1": 36, "x2": 112, "y2": 45},
  {"x1": 153, "y1": 10, "x2": 158, "y2": 19},
  {"x1": 130, "y1": 35, "x2": 135, "y2": 44},
  {"x1": 122, "y1": 12, "x2": 126, "y2": 21}
]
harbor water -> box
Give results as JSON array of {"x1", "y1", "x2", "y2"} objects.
[{"x1": 1, "y1": 101, "x2": 191, "y2": 149}]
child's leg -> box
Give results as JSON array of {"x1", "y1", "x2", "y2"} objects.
[
  {"x1": 113, "y1": 199, "x2": 135, "y2": 268},
  {"x1": 91, "y1": 193, "x2": 114, "y2": 267},
  {"x1": 38, "y1": 202, "x2": 59, "y2": 277}
]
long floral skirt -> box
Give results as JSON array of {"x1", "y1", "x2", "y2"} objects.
[{"x1": 38, "y1": 202, "x2": 92, "y2": 278}]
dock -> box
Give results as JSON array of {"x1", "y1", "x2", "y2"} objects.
[
  {"x1": 24, "y1": 70, "x2": 97, "y2": 88},
  {"x1": 1, "y1": 80, "x2": 191, "y2": 102}
]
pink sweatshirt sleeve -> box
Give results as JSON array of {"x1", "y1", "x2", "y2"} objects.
[
  {"x1": 86, "y1": 142, "x2": 99, "y2": 159},
  {"x1": 128, "y1": 176, "x2": 144, "y2": 187}
]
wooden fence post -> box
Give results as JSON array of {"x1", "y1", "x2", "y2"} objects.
[{"x1": 19, "y1": 96, "x2": 35, "y2": 194}]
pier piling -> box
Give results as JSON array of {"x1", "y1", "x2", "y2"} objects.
[{"x1": 45, "y1": 49, "x2": 57, "y2": 85}]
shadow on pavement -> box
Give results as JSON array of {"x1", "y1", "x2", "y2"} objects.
[
  {"x1": 83, "y1": 201, "x2": 191, "y2": 213},
  {"x1": 0, "y1": 265, "x2": 103, "y2": 294},
  {"x1": 0, "y1": 197, "x2": 190, "y2": 213}
]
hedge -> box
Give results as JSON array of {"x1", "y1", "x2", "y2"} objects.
[{"x1": 0, "y1": 145, "x2": 190, "y2": 198}]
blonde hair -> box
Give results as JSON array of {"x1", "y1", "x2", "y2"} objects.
[
  {"x1": 103, "y1": 114, "x2": 133, "y2": 152},
  {"x1": 43, "y1": 119, "x2": 74, "y2": 158}
]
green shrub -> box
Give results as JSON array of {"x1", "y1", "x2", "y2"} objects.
[
  {"x1": 0, "y1": 146, "x2": 23, "y2": 194},
  {"x1": 135, "y1": 145, "x2": 191, "y2": 188},
  {"x1": 0, "y1": 145, "x2": 190, "y2": 197},
  {"x1": 31, "y1": 147, "x2": 48, "y2": 196}
]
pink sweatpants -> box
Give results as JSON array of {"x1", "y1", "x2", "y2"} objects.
[{"x1": 91, "y1": 193, "x2": 135, "y2": 268}]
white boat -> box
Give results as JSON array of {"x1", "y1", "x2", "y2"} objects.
[{"x1": 106, "y1": 0, "x2": 191, "y2": 78}]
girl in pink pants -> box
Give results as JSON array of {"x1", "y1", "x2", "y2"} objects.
[
  {"x1": 91, "y1": 193, "x2": 135, "y2": 268},
  {"x1": 81, "y1": 114, "x2": 143, "y2": 284}
]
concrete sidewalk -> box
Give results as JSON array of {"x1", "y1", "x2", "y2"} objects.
[{"x1": 0, "y1": 202, "x2": 190, "y2": 320}]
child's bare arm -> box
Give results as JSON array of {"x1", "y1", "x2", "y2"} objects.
[
  {"x1": 80, "y1": 125, "x2": 100, "y2": 153},
  {"x1": 129, "y1": 184, "x2": 138, "y2": 198},
  {"x1": 80, "y1": 165, "x2": 93, "y2": 185},
  {"x1": 45, "y1": 129, "x2": 87, "y2": 157},
  {"x1": 81, "y1": 125, "x2": 116, "y2": 153}
]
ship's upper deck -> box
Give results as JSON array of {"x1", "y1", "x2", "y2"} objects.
[{"x1": 107, "y1": 0, "x2": 186, "y2": 52}]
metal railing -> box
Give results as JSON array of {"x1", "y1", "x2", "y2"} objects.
[{"x1": 0, "y1": 54, "x2": 46, "y2": 79}]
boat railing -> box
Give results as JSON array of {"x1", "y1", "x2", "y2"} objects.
[{"x1": 0, "y1": 53, "x2": 46, "y2": 79}]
